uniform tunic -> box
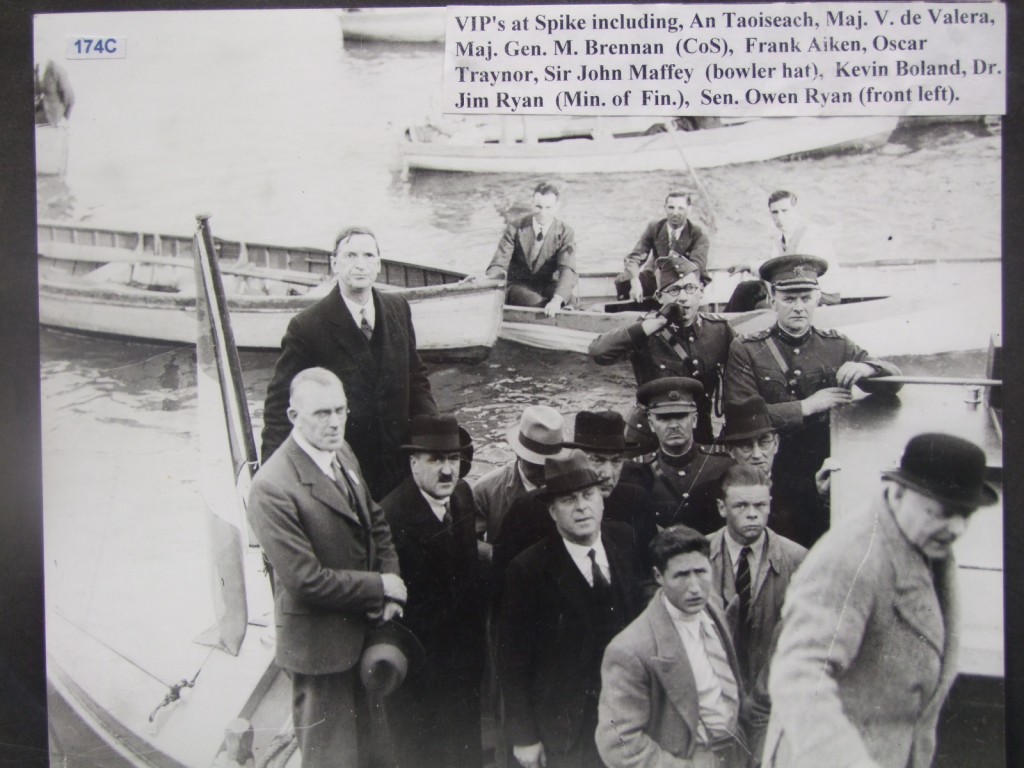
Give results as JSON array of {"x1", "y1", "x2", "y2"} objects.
[
  {"x1": 589, "y1": 310, "x2": 734, "y2": 445},
  {"x1": 724, "y1": 324, "x2": 900, "y2": 546},
  {"x1": 622, "y1": 446, "x2": 732, "y2": 529}
]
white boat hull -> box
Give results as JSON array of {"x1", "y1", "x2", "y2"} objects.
[{"x1": 402, "y1": 116, "x2": 898, "y2": 174}]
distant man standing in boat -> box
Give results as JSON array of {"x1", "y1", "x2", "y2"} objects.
[
  {"x1": 590, "y1": 256, "x2": 732, "y2": 444},
  {"x1": 766, "y1": 190, "x2": 840, "y2": 304},
  {"x1": 485, "y1": 181, "x2": 577, "y2": 317},
  {"x1": 261, "y1": 225, "x2": 437, "y2": 500},
  {"x1": 248, "y1": 368, "x2": 406, "y2": 768},
  {"x1": 724, "y1": 254, "x2": 900, "y2": 547},
  {"x1": 763, "y1": 433, "x2": 996, "y2": 768},
  {"x1": 615, "y1": 189, "x2": 711, "y2": 301}
]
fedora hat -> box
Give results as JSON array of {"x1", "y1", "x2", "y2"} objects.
[
  {"x1": 539, "y1": 449, "x2": 601, "y2": 499},
  {"x1": 400, "y1": 414, "x2": 473, "y2": 453},
  {"x1": 719, "y1": 396, "x2": 776, "y2": 443},
  {"x1": 359, "y1": 620, "x2": 426, "y2": 697},
  {"x1": 881, "y1": 432, "x2": 998, "y2": 509},
  {"x1": 564, "y1": 411, "x2": 638, "y2": 454},
  {"x1": 507, "y1": 405, "x2": 570, "y2": 464}
]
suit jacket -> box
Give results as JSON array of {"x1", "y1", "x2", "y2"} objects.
[
  {"x1": 497, "y1": 523, "x2": 642, "y2": 754},
  {"x1": 762, "y1": 497, "x2": 960, "y2": 768},
  {"x1": 471, "y1": 461, "x2": 530, "y2": 543},
  {"x1": 486, "y1": 215, "x2": 577, "y2": 299},
  {"x1": 706, "y1": 528, "x2": 807, "y2": 688},
  {"x1": 247, "y1": 435, "x2": 400, "y2": 675},
  {"x1": 380, "y1": 476, "x2": 486, "y2": 674},
  {"x1": 260, "y1": 286, "x2": 437, "y2": 500},
  {"x1": 596, "y1": 591, "x2": 746, "y2": 768},
  {"x1": 624, "y1": 218, "x2": 710, "y2": 279}
]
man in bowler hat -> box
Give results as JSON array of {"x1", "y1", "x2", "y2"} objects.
[
  {"x1": 380, "y1": 414, "x2": 486, "y2": 768},
  {"x1": 497, "y1": 450, "x2": 642, "y2": 768},
  {"x1": 763, "y1": 433, "x2": 997, "y2": 768}
]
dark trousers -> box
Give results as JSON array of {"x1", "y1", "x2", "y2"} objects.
[
  {"x1": 614, "y1": 270, "x2": 657, "y2": 300},
  {"x1": 544, "y1": 703, "x2": 602, "y2": 768},
  {"x1": 389, "y1": 665, "x2": 483, "y2": 768},
  {"x1": 505, "y1": 282, "x2": 555, "y2": 307},
  {"x1": 292, "y1": 668, "x2": 368, "y2": 768}
]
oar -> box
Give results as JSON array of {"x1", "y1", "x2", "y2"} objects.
[
  {"x1": 662, "y1": 122, "x2": 718, "y2": 232},
  {"x1": 865, "y1": 375, "x2": 1001, "y2": 387}
]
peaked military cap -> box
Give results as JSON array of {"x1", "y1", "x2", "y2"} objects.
[
  {"x1": 637, "y1": 377, "x2": 704, "y2": 414},
  {"x1": 759, "y1": 254, "x2": 828, "y2": 291}
]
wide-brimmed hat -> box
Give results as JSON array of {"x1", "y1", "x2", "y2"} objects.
[
  {"x1": 719, "y1": 396, "x2": 776, "y2": 443},
  {"x1": 759, "y1": 254, "x2": 828, "y2": 291},
  {"x1": 506, "y1": 405, "x2": 570, "y2": 464},
  {"x1": 637, "y1": 377, "x2": 704, "y2": 415},
  {"x1": 539, "y1": 449, "x2": 602, "y2": 499},
  {"x1": 564, "y1": 411, "x2": 638, "y2": 454},
  {"x1": 359, "y1": 620, "x2": 426, "y2": 697},
  {"x1": 881, "y1": 432, "x2": 998, "y2": 509},
  {"x1": 399, "y1": 414, "x2": 472, "y2": 453}
]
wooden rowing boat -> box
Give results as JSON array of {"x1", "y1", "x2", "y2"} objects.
[
  {"x1": 401, "y1": 116, "x2": 899, "y2": 175},
  {"x1": 37, "y1": 220, "x2": 505, "y2": 364},
  {"x1": 339, "y1": 7, "x2": 446, "y2": 43},
  {"x1": 501, "y1": 258, "x2": 1001, "y2": 358}
]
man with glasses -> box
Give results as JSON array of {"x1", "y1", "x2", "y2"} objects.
[
  {"x1": 591, "y1": 257, "x2": 733, "y2": 445},
  {"x1": 624, "y1": 377, "x2": 732, "y2": 528},
  {"x1": 724, "y1": 255, "x2": 900, "y2": 547}
]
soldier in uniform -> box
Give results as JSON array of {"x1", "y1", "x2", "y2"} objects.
[
  {"x1": 621, "y1": 377, "x2": 732, "y2": 528},
  {"x1": 589, "y1": 256, "x2": 733, "y2": 445},
  {"x1": 724, "y1": 254, "x2": 901, "y2": 547}
]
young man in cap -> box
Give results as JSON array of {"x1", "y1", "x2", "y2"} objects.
[
  {"x1": 498, "y1": 450, "x2": 642, "y2": 768},
  {"x1": 496, "y1": 410, "x2": 659, "y2": 580},
  {"x1": 591, "y1": 256, "x2": 733, "y2": 445},
  {"x1": 763, "y1": 433, "x2": 996, "y2": 768},
  {"x1": 380, "y1": 415, "x2": 486, "y2": 768},
  {"x1": 472, "y1": 405, "x2": 569, "y2": 558},
  {"x1": 486, "y1": 181, "x2": 577, "y2": 317},
  {"x1": 615, "y1": 190, "x2": 712, "y2": 301},
  {"x1": 725, "y1": 254, "x2": 900, "y2": 547},
  {"x1": 624, "y1": 376, "x2": 732, "y2": 528},
  {"x1": 247, "y1": 368, "x2": 405, "y2": 768},
  {"x1": 597, "y1": 525, "x2": 751, "y2": 768}
]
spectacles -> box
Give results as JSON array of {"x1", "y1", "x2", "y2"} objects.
[
  {"x1": 658, "y1": 283, "x2": 701, "y2": 298},
  {"x1": 732, "y1": 435, "x2": 777, "y2": 453}
]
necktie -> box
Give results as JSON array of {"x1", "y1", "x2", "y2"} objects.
[
  {"x1": 332, "y1": 457, "x2": 370, "y2": 534},
  {"x1": 588, "y1": 549, "x2": 610, "y2": 591},
  {"x1": 535, "y1": 227, "x2": 544, "y2": 242},
  {"x1": 700, "y1": 618, "x2": 739, "y2": 726},
  {"x1": 360, "y1": 307, "x2": 373, "y2": 341},
  {"x1": 442, "y1": 500, "x2": 453, "y2": 532},
  {"x1": 735, "y1": 546, "x2": 753, "y2": 671}
]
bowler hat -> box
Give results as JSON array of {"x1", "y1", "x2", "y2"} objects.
[
  {"x1": 399, "y1": 414, "x2": 473, "y2": 453},
  {"x1": 637, "y1": 377, "x2": 704, "y2": 415},
  {"x1": 539, "y1": 449, "x2": 601, "y2": 499},
  {"x1": 719, "y1": 396, "x2": 776, "y2": 443},
  {"x1": 759, "y1": 254, "x2": 828, "y2": 291},
  {"x1": 564, "y1": 411, "x2": 638, "y2": 454},
  {"x1": 655, "y1": 256, "x2": 701, "y2": 290},
  {"x1": 506, "y1": 405, "x2": 570, "y2": 465},
  {"x1": 881, "y1": 432, "x2": 998, "y2": 509},
  {"x1": 359, "y1": 620, "x2": 426, "y2": 697}
]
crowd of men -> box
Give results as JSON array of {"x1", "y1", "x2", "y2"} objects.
[{"x1": 247, "y1": 191, "x2": 998, "y2": 768}]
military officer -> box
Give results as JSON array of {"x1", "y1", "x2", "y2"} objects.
[
  {"x1": 622, "y1": 377, "x2": 732, "y2": 528},
  {"x1": 724, "y1": 254, "x2": 901, "y2": 547},
  {"x1": 589, "y1": 256, "x2": 733, "y2": 445}
]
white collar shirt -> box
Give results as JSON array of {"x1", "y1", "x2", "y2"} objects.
[
  {"x1": 562, "y1": 536, "x2": 610, "y2": 587},
  {"x1": 419, "y1": 489, "x2": 450, "y2": 524},
  {"x1": 723, "y1": 530, "x2": 766, "y2": 589},
  {"x1": 339, "y1": 286, "x2": 375, "y2": 331},
  {"x1": 292, "y1": 429, "x2": 337, "y2": 480}
]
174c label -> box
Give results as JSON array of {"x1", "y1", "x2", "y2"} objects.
[{"x1": 66, "y1": 37, "x2": 127, "y2": 59}]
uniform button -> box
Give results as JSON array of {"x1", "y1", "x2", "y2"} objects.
[
  {"x1": 678, "y1": 470, "x2": 686, "y2": 476},
  {"x1": 688, "y1": 336, "x2": 695, "y2": 343},
  {"x1": 659, "y1": 364, "x2": 666, "y2": 369},
  {"x1": 794, "y1": 348, "x2": 801, "y2": 355},
  {"x1": 794, "y1": 369, "x2": 802, "y2": 376}
]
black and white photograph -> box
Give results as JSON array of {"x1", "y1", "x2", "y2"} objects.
[{"x1": 20, "y1": 3, "x2": 1012, "y2": 767}]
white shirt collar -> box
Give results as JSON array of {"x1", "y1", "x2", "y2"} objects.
[
  {"x1": 292, "y1": 429, "x2": 337, "y2": 478},
  {"x1": 562, "y1": 536, "x2": 609, "y2": 585},
  {"x1": 338, "y1": 285, "x2": 375, "y2": 329},
  {"x1": 662, "y1": 592, "x2": 703, "y2": 627},
  {"x1": 418, "y1": 488, "x2": 450, "y2": 523}
]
